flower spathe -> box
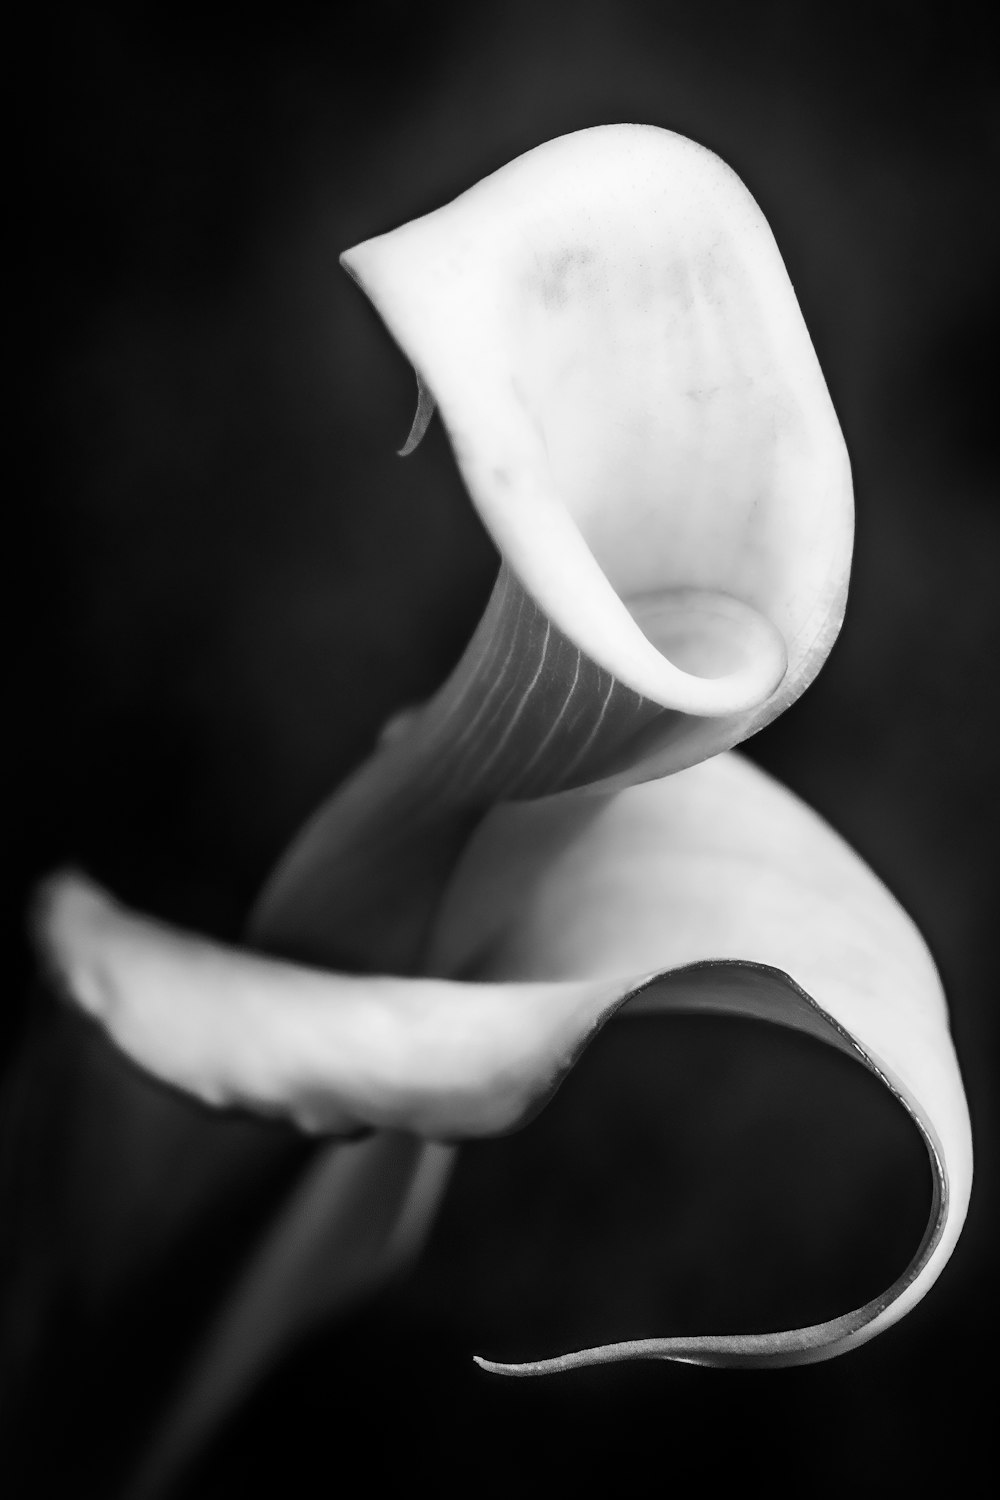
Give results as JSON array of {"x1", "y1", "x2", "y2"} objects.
[
  {"x1": 34, "y1": 124, "x2": 969, "y2": 1478},
  {"x1": 341, "y1": 126, "x2": 851, "y2": 746}
]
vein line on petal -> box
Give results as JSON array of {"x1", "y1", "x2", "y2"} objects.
[
  {"x1": 436, "y1": 581, "x2": 527, "y2": 767},
  {"x1": 470, "y1": 618, "x2": 552, "y2": 783},
  {"x1": 556, "y1": 668, "x2": 622, "y2": 784},
  {"x1": 512, "y1": 646, "x2": 583, "y2": 789}
]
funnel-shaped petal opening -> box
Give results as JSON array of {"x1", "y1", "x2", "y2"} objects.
[
  {"x1": 255, "y1": 127, "x2": 851, "y2": 975},
  {"x1": 342, "y1": 125, "x2": 852, "y2": 768}
]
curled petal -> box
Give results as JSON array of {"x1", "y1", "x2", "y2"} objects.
[
  {"x1": 398, "y1": 370, "x2": 437, "y2": 456},
  {"x1": 429, "y1": 752, "x2": 972, "y2": 1370},
  {"x1": 38, "y1": 750, "x2": 971, "y2": 1374},
  {"x1": 342, "y1": 124, "x2": 852, "y2": 776}
]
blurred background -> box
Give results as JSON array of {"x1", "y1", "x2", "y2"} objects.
[{"x1": 10, "y1": 1, "x2": 998, "y2": 1493}]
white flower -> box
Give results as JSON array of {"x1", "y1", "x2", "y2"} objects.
[{"x1": 37, "y1": 126, "x2": 970, "y2": 1454}]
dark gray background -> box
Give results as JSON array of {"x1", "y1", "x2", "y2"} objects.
[{"x1": 12, "y1": 2, "x2": 997, "y2": 1494}]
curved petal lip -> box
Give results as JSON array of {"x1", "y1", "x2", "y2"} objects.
[
  {"x1": 429, "y1": 750, "x2": 971, "y2": 1371},
  {"x1": 468, "y1": 960, "x2": 951, "y2": 1375},
  {"x1": 341, "y1": 124, "x2": 853, "y2": 732}
]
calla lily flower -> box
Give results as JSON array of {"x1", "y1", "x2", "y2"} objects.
[{"x1": 35, "y1": 123, "x2": 970, "y2": 1467}]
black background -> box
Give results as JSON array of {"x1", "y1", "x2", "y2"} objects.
[{"x1": 11, "y1": 2, "x2": 998, "y2": 1494}]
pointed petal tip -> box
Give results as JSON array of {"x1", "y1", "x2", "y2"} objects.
[
  {"x1": 397, "y1": 372, "x2": 436, "y2": 457},
  {"x1": 471, "y1": 1345, "x2": 671, "y2": 1377},
  {"x1": 471, "y1": 1352, "x2": 574, "y2": 1378},
  {"x1": 337, "y1": 245, "x2": 364, "y2": 285},
  {"x1": 469, "y1": 1317, "x2": 910, "y2": 1377}
]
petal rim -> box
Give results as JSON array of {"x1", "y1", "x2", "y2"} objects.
[{"x1": 473, "y1": 958, "x2": 952, "y2": 1373}]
